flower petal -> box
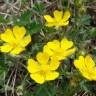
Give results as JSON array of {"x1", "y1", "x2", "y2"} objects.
[
  {"x1": 43, "y1": 45, "x2": 54, "y2": 56},
  {"x1": 30, "y1": 73, "x2": 45, "y2": 84},
  {"x1": 27, "y1": 59, "x2": 40, "y2": 73},
  {"x1": 63, "y1": 47, "x2": 76, "y2": 57},
  {"x1": 13, "y1": 26, "x2": 26, "y2": 40},
  {"x1": 54, "y1": 10, "x2": 63, "y2": 21},
  {"x1": 44, "y1": 15, "x2": 54, "y2": 22},
  {"x1": 1, "y1": 29, "x2": 15, "y2": 43},
  {"x1": 74, "y1": 55, "x2": 96, "y2": 81},
  {"x1": 10, "y1": 47, "x2": 25, "y2": 55},
  {"x1": 36, "y1": 52, "x2": 49, "y2": 65},
  {"x1": 81, "y1": 71, "x2": 92, "y2": 80},
  {"x1": 63, "y1": 10, "x2": 71, "y2": 22},
  {"x1": 61, "y1": 38, "x2": 74, "y2": 51},
  {"x1": 74, "y1": 56, "x2": 86, "y2": 73},
  {"x1": 85, "y1": 55, "x2": 95, "y2": 69},
  {"x1": 45, "y1": 71, "x2": 59, "y2": 81},
  {"x1": 0, "y1": 44, "x2": 13, "y2": 52},
  {"x1": 46, "y1": 21, "x2": 69, "y2": 27},
  {"x1": 20, "y1": 35, "x2": 31, "y2": 47},
  {"x1": 47, "y1": 40, "x2": 60, "y2": 51},
  {"x1": 49, "y1": 59, "x2": 60, "y2": 70},
  {"x1": 59, "y1": 21, "x2": 69, "y2": 26},
  {"x1": 80, "y1": 69, "x2": 96, "y2": 80},
  {"x1": 91, "y1": 71, "x2": 96, "y2": 80},
  {"x1": 51, "y1": 53, "x2": 66, "y2": 61}
]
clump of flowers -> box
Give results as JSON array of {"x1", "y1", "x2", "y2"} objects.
[
  {"x1": 27, "y1": 52, "x2": 60, "y2": 84},
  {"x1": 0, "y1": 26, "x2": 31, "y2": 55},
  {"x1": 74, "y1": 55, "x2": 96, "y2": 80},
  {"x1": 27, "y1": 38, "x2": 76, "y2": 84},
  {"x1": 44, "y1": 10, "x2": 71, "y2": 28},
  {"x1": 43, "y1": 38, "x2": 76, "y2": 60}
]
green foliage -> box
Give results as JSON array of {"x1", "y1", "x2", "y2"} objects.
[
  {"x1": 21, "y1": 0, "x2": 28, "y2": 4},
  {"x1": 80, "y1": 80, "x2": 96, "y2": 94},
  {"x1": 77, "y1": 15, "x2": 91, "y2": 25},
  {"x1": 0, "y1": 54, "x2": 8, "y2": 93},
  {"x1": 0, "y1": 0, "x2": 96, "y2": 96},
  {"x1": 32, "y1": 2, "x2": 45, "y2": 15},
  {"x1": 27, "y1": 21, "x2": 43, "y2": 35},
  {"x1": 34, "y1": 83, "x2": 56, "y2": 96},
  {"x1": 0, "y1": 16, "x2": 8, "y2": 25},
  {"x1": 23, "y1": 91, "x2": 34, "y2": 96},
  {"x1": 12, "y1": 10, "x2": 32, "y2": 26}
]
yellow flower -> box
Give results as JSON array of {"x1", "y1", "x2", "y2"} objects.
[
  {"x1": 0, "y1": 26, "x2": 31, "y2": 55},
  {"x1": 44, "y1": 10, "x2": 71, "y2": 28},
  {"x1": 27, "y1": 52, "x2": 60, "y2": 84},
  {"x1": 43, "y1": 38, "x2": 76, "y2": 60},
  {"x1": 74, "y1": 55, "x2": 96, "y2": 80}
]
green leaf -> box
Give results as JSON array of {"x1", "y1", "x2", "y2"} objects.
[
  {"x1": 0, "y1": 16, "x2": 7, "y2": 24},
  {"x1": 0, "y1": 55, "x2": 8, "y2": 92},
  {"x1": 32, "y1": 2, "x2": 45, "y2": 15},
  {"x1": 89, "y1": 28, "x2": 96, "y2": 38},
  {"x1": 24, "y1": 91, "x2": 34, "y2": 96},
  {"x1": 27, "y1": 21, "x2": 43, "y2": 35},
  {"x1": 78, "y1": 15, "x2": 91, "y2": 25},
  {"x1": 80, "y1": 80, "x2": 96, "y2": 94},
  {"x1": 35, "y1": 82, "x2": 56, "y2": 96},
  {"x1": 43, "y1": 26, "x2": 57, "y2": 33},
  {"x1": 13, "y1": 10, "x2": 32, "y2": 26}
]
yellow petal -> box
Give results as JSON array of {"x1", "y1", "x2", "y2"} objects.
[
  {"x1": 91, "y1": 71, "x2": 96, "y2": 80},
  {"x1": 85, "y1": 55, "x2": 95, "y2": 69},
  {"x1": 74, "y1": 56, "x2": 88, "y2": 74},
  {"x1": 0, "y1": 44, "x2": 13, "y2": 52},
  {"x1": 54, "y1": 10, "x2": 63, "y2": 21},
  {"x1": 52, "y1": 53, "x2": 66, "y2": 60},
  {"x1": 74, "y1": 56, "x2": 85, "y2": 69},
  {"x1": 81, "y1": 69, "x2": 96, "y2": 80},
  {"x1": 59, "y1": 21, "x2": 69, "y2": 26},
  {"x1": 63, "y1": 47, "x2": 76, "y2": 57},
  {"x1": 13, "y1": 26, "x2": 26, "y2": 40},
  {"x1": 36, "y1": 52, "x2": 49, "y2": 65},
  {"x1": 74, "y1": 55, "x2": 96, "y2": 81},
  {"x1": 49, "y1": 59, "x2": 60, "y2": 70},
  {"x1": 20, "y1": 35, "x2": 31, "y2": 47},
  {"x1": 10, "y1": 47, "x2": 25, "y2": 55},
  {"x1": 74, "y1": 58, "x2": 92, "y2": 80},
  {"x1": 1, "y1": 29, "x2": 15, "y2": 43},
  {"x1": 30, "y1": 73, "x2": 45, "y2": 84},
  {"x1": 46, "y1": 21, "x2": 69, "y2": 27},
  {"x1": 81, "y1": 71, "x2": 92, "y2": 80},
  {"x1": 44, "y1": 15, "x2": 54, "y2": 22},
  {"x1": 45, "y1": 71, "x2": 59, "y2": 80},
  {"x1": 61, "y1": 38, "x2": 74, "y2": 51},
  {"x1": 47, "y1": 40, "x2": 60, "y2": 51},
  {"x1": 43, "y1": 45, "x2": 54, "y2": 56},
  {"x1": 63, "y1": 10, "x2": 71, "y2": 22},
  {"x1": 27, "y1": 59, "x2": 40, "y2": 73}
]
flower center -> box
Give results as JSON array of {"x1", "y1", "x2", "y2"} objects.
[
  {"x1": 39, "y1": 70, "x2": 46, "y2": 76},
  {"x1": 39, "y1": 65, "x2": 50, "y2": 76},
  {"x1": 11, "y1": 42, "x2": 19, "y2": 48}
]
